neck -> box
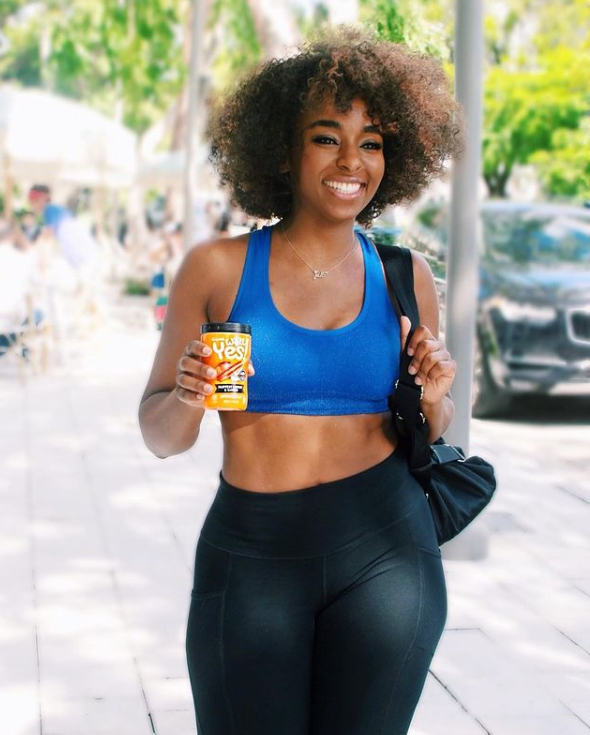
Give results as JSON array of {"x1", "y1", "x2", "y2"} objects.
[{"x1": 281, "y1": 213, "x2": 357, "y2": 261}]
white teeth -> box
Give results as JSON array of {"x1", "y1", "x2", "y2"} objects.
[{"x1": 324, "y1": 181, "x2": 362, "y2": 194}]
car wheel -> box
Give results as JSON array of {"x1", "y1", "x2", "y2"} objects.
[{"x1": 472, "y1": 337, "x2": 512, "y2": 418}]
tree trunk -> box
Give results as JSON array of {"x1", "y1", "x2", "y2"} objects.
[
  {"x1": 484, "y1": 168, "x2": 510, "y2": 198},
  {"x1": 247, "y1": 0, "x2": 299, "y2": 56}
]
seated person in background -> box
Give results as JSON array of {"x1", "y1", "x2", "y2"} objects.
[
  {"x1": 19, "y1": 210, "x2": 41, "y2": 244},
  {"x1": 28, "y1": 184, "x2": 100, "y2": 272},
  {"x1": 0, "y1": 220, "x2": 42, "y2": 357}
]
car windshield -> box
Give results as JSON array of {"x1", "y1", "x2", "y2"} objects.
[{"x1": 483, "y1": 211, "x2": 590, "y2": 265}]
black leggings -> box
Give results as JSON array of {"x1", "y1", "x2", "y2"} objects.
[{"x1": 186, "y1": 448, "x2": 447, "y2": 735}]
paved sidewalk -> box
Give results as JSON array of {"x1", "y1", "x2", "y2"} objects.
[{"x1": 1, "y1": 297, "x2": 589, "y2": 735}]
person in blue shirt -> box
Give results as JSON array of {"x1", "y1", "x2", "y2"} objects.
[
  {"x1": 28, "y1": 185, "x2": 99, "y2": 270},
  {"x1": 139, "y1": 28, "x2": 461, "y2": 735}
]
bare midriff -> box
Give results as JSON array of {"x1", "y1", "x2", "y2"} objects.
[{"x1": 219, "y1": 410, "x2": 398, "y2": 493}]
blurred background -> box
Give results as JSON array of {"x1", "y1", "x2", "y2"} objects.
[{"x1": 1, "y1": 2, "x2": 589, "y2": 735}]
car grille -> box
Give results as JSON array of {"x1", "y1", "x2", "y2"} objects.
[{"x1": 567, "y1": 309, "x2": 590, "y2": 345}]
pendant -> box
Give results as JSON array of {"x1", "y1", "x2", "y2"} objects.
[{"x1": 313, "y1": 270, "x2": 328, "y2": 279}]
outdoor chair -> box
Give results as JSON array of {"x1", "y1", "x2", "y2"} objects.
[{"x1": 0, "y1": 294, "x2": 52, "y2": 380}]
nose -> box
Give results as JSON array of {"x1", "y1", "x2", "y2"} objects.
[{"x1": 337, "y1": 142, "x2": 361, "y2": 172}]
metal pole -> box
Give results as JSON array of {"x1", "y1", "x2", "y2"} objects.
[
  {"x1": 445, "y1": 0, "x2": 485, "y2": 454},
  {"x1": 443, "y1": 0, "x2": 487, "y2": 560},
  {"x1": 183, "y1": 0, "x2": 206, "y2": 252}
]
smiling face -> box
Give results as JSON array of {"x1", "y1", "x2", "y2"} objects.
[{"x1": 286, "y1": 97, "x2": 385, "y2": 225}]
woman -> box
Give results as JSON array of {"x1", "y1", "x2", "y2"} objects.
[{"x1": 139, "y1": 28, "x2": 462, "y2": 735}]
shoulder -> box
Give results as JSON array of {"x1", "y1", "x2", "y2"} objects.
[
  {"x1": 174, "y1": 232, "x2": 250, "y2": 288},
  {"x1": 183, "y1": 231, "x2": 250, "y2": 269},
  {"x1": 409, "y1": 249, "x2": 433, "y2": 286},
  {"x1": 167, "y1": 232, "x2": 251, "y2": 319}
]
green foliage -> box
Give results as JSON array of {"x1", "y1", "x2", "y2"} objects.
[
  {"x1": 123, "y1": 277, "x2": 151, "y2": 296},
  {"x1": 483, "y1": 37, "x2": 590, "y2": 199},
  {"x1": 360, "y1": 0, "x2": 590, "y2": 201},
  {"x1": 530, "y1": 124, "x2": 590, "y2": 200},
  {"x1": 1, "y1": 0, "x2": 588, "y2": 203},
  {"x1": 295, "y1": 2, "x2": 330, "y2": 40},
  {"x1": 208, "y1": 0, "x2": 262, "y2": 89},
  {"x1": 0, "y1": 0, "x2": 188, "y2": 135},
  {"x1": 0, "y1": 19, "x2": 43, "y2": 86},
  {"x1": 0, "y1": 0, "x2": 29, "y2": 26},
  {"x1": 359, "y1": 0, "x2": 451, "y2": 59}
]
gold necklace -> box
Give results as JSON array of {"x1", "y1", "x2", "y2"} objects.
[{"x1": 281, "y1": 222, "x2": 358, "y2": 280}]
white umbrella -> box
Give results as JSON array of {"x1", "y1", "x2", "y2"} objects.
[
  {"x1": 137, "y1": 146, "x2": 217, "y2": 190},
  {"x1": 0, "y1": 85, "x2": 137, "y2": 188}
]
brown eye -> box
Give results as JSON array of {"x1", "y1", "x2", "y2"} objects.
[
  {"x1": 313, "y1": 136, "x2": 338, "y2": 145},
  {"x1": 362, "y1": 140, "x2": 383, "y2": 150}
]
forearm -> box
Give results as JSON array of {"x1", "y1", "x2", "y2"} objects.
[
  {"x1": 138, "y1": 389, "x2": 205, "y2": 458},
  {"x1": 420, "y1": 394, "x2": 455, "y2": 444}
]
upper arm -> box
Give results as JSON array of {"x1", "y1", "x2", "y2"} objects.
[
  {"x1": 411, "y1": 250, "x2": 440, "y2": 338},
  {"x1": 140, "y1": 240, "x2": 220, "y2": 404}
]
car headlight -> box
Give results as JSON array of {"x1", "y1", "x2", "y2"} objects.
[{"x1": 496, "y1": 300, "x2": 557, "y2": 325}]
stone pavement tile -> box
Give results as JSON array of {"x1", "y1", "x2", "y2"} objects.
[
  {"x1": 38, "y1": 625, "x2": 134, "y2": 669},
  {"x1": 38, "y1": 657, "x2": 140, "y2": 700},
  {"x1": 443, "y1": 559, "x2": 502, "y2": 631},
  {"x1": 30, "y1": 475, "x2": 96, "y2": 519},
  {"x1": 498, "y1": 574, "x2": 590, "y2": 653},
  {"x1": 481, "y1": 714, "x2": 590, "y2": 735},
  {"x1": 575, "y1": 580, "x2": 590, "y2": 596},
  {"x1": 37, "y1": 593, "x2": 127, "y2": 639},
  {"x1": 131, "y1": 621, "x2": 192, "y2": 682},
  {"x1": 32, "y1": 519, "x2": 104, "y2": 566},
  {"x1": 151, "y1": 708, "x2": 196, "y2": 735},
  {"x1": 0, "y1": 686, "x2": 39, "y2": 735},
  {"x1": 410, "y1": 673, "x2": 489, "y2": 735},
  {"x1": 117, "y1": 595, "x2": 191, "y2": 653},
  {"x1": 480, "y1": 599, "x2": 590, "y2": 674},
  {"x1": 444, "y1": 558, "x2": 590, "y2": 674},
  {"x1": 0, "y1": 526, "x2": 32, "y2": 586},
  {"x1": 143, "y1": 674, "x2": 194, "y2": 716},
  {"x1": 41, "y1": 692, "x2": 152, "y2": 735},
  {"x1": 566, "y1": 703, "x2": 590, "y2": 728},
  {"x1": 410, "y1": 720, "x2": 487, "y2": 735},
  {"x1": 538, "y1": 671, "x2": 590, "y2": 718},
  {"x1": 36, "y1": 567, "x2": 115, "y2": 600},
  {"x1": 432, "y1": 629, "x2": 570, "y2": 718},
  {"x1": 0, "y1": 630, "x2": 39, "y2": 700}
]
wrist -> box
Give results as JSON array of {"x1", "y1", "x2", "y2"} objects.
[{"x1": 420, "y1": 394, "x2": 446, "y2": 408}]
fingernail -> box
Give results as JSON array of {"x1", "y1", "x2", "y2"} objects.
[
  {"x1": 206, "y1": 368, "x2": 216, "y2": 378},
  {"x1": 414, "y1": 376, "x2": 422, "y2": 385},
  {"x1": 408, "y1": 364, "x2": 417, "y2": 374},
  {"x1": 407, "y1": 347, "x2": 414, "y2": 356},
  {"x1": 202, "y1": 346, "x2": 212, "y2": 355},
  {"x1": 203, "y1": 384, "x2": 213, "y2": 394}
]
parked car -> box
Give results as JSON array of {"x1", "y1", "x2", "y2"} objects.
[{"x1": 379, "y1": 201, "x2": 590, "y2": 417}]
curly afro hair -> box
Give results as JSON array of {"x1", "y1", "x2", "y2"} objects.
[{"x1": 208, "y1": 27, "x2": 463, "y2": 226}]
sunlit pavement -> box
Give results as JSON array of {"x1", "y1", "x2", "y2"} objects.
[{"x1": 1, "y1": 294, "x2": 589, "y2": 735}]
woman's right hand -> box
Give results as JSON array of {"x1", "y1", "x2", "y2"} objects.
[
  {"x1": 175, "y1": 341, "x2": 255, "y2": 408},
  {"x1": 175, "y1": 340, "x2": 216, "y2": 407}
]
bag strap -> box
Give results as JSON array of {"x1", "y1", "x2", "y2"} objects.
[
  {"x1": 374, "y1": 243, "x2": 419, "y2": 325},
  {"x1": 374, "y1": 243, "x2": 433, "y2": 485}
]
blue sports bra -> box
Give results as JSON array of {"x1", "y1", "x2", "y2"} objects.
[{"x1": 227, "y1": 225, "x2": 400, "y2": 415}]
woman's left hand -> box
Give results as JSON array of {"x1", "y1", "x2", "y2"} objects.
[{"x1": 400, "y1": 316, "x2": 456, "y2": 405}]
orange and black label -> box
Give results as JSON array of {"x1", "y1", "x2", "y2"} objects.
[{"x1": 200, "y1": 330, "x2": 251, "y2": 410}]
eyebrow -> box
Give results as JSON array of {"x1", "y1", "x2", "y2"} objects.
[{"x1": 306, "y1": 119, "x2": 383, "y2": 135}]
